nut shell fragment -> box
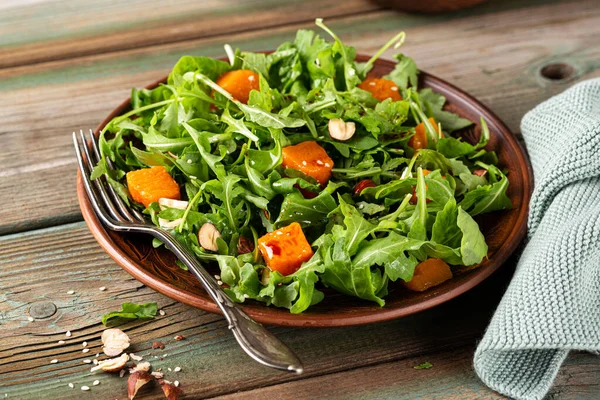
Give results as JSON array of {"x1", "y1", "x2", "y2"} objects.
[
  {"x1": 159, "y1": 379, "x2": 183, "y2": 400},
  {"x1": 128, "y1": 370, "x2": 153, "y2": 400},
  {"x1": 91, "y1": 353, "x2": 130, "y2": 373}
]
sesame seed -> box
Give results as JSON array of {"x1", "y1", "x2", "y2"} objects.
[
  {"x1": 99, "y1": 286, "x2": 106, "y2": 291},
  {"x1": 58, "y1": 340, "x2": 65, "y2": 345},
  {"x1": 214, "y1": 275, "x2": 221, "y2": 280},
  {"x1": 82, "y1": 348, "x2": 90, "y2": 353},
  {"x1": 119, "y1": 370, "x2": 126, "y2": 378},
  {"x1": 67, "y1": 290, "x2": 75, "y2": 295},
  {"x1": 187, "y1": 159, "x2": 192, "y2": 164},
  {"x1": 66, "y1": 331, "x2": 72, "y2": 337},
  {"x1": 130, "y1": 353, "x2": 142, "y2": 361},
  {"x1": 174, "y1": 367, "x2": 181, "y2": 372},
  {"x1": 68, "y1": 383, "x2": 74, "y2": 389},
  {"x1": 159, "y1": 310, "x2": 166, "y2": 316},
  {"x1": 82, "y1": 341, "x2": 87, "y2": 347},
  {"x1": 81, "y1": 386, "x2": 90, "y2": 391},
  {"x1": 243, "y1": 294, "x2": 249, "y2": 299},
  {"x1": 190, "y1": 175, "x2": 197, "y2": 180},
  {"x1": 83, "y1": 359, "x2": 92, "y2": 364},
  {"x1": 217, "y1": 280, "x2": 223, "y2": 285},
  {"x1": 27, "y1": 316, "x2": 34, "y2": 322},
  {"x1": 95, "y1": 353, "x2": 100, "y2": 358},
  {"x1": 50, "y1": 359, "x2": 58, "y2": 364},
  {"x1": 174, "y1": 381, "x2": 180, "y2": 387},
  {"x1": 248, "y1": 75, "x2": 255, "y2": 82},
  {"x1": 93, "y1": 380, "x2": 100, "y2": 386},
  {"x1": 93, "y1": 359, "x2": 99, "y2": 365},
  {"x1": 168, "y1": 368, "x2": 172, "y2": 372}
]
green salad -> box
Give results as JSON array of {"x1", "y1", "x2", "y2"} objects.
[{"x1": 93, "y1": 19, "x2": 511, "y2": 313}]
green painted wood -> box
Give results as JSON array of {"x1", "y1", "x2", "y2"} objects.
[
  {"x1": 1, "y1": 0, "x2": 599, "y2": 235},
  {"x1": 0, "y1": 0, "x2": 379, "y2": 68},
  {"x1": 0, "y1": 222, "x2": 519, "y2": 399}
]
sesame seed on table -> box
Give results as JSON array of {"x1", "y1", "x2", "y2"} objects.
[{"x1": 1, "y1": 0, "x2": 600, "y2": 399}]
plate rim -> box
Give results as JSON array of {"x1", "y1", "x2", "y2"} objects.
[{"x1": 77, "y1": 55, "x2": 533, "y2": 327}]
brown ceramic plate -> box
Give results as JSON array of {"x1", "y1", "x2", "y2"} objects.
[{"x1": 77, "y1": 55, "x2": 532, "y2": 327}]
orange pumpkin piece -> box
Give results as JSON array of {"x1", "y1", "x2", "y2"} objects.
[
  {"x1": 358, "y1": 77, "x2": 402, "y2": 102},
  {"x1": 215, "y1": 69, "x2": 260, "y2": 104},
  {"x1": 258, "y1": 222, "x2": 314, "y2": 276},
  {"x1": 126, "y1": 166, "x2": 181, "y2": 208},
  {"x1": 404, "y1": 258, "x2": 453, "y2": 292},
  {"x1": 408, "y1": 117, "x2": 440, "y2": 150},
  {"x1": 281, "y1": 141, "x2": 334, "y2": 186}
]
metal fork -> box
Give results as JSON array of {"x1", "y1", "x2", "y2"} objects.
[{"x1": 73, "y1": 129, "x2": 303, "y2": 374}]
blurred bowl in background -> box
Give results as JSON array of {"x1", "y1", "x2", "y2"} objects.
[{"x1": 371, "y1": 0, "x2": 487, "y2": 13}]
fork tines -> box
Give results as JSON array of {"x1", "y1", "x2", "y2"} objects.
[{"x1": 73, "y1": 129, "x2": 145, "y2": 228}]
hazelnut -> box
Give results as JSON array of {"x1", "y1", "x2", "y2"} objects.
[
  {"x1": 152, "y1": 341, "x2": 165, "y2": 350},
  {"x1": 101, "y1": 328, "x2": 130, "y2": 356},
  {"x1": 127, "y1": 370, "x2": 154, "y2": 400},
  {"x1": 473, "y1": 169, "x2": 488, "y2": 177},
  {"x1": 151, "y1": 371, "x2": 164, "y2": 379},
  {"x1": 328, "y1": 118, "x2": 356, "y2": 141},
  {"x1": 158, "y1": 198, "x2": 188, "y2": 229},
  {"x1": 90, "y1": 353, "x2": 129, "y2": 373},
  {"x1": 158, "y1": 198, "x2": 189, "y2": 210},
  {"x1": 133, "y1": 361, "x2": 151, "y2": 372},
  {"x1": 198, "y1": 223, "x2": 221, "y2": 252},
  {"x1": 159, "y1": 379, "x2": 183, "y2": 400}
]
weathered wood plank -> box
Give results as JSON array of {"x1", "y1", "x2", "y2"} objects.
[
  {"x1": 0, "y1": 222, "x2": 517, "y2": 399},
  {"x1": 0, "y1": 0, "x2": 378, "y2": 69},
  {"x1": 1, "y1": 0, "x2": 598, "y2": 235},
  {"x1": 213, "y1": 351, "x2": 600, "y2": 400}
]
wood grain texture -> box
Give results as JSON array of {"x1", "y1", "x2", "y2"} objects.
[
  {"x1": 214, "y1": 351, "x2": 600, "y2": 400},
  {"x1": 1, "y1": 224, "x2": 598, "y2": 399},
  {"x1": 1, "y1": 0, "x2": 599, "y2": 235},
  {"x1": 0, "y1": 0, "x2": 378, "y2": 68},
  {"x1": 0, "y1": 222, "x2": 513, "y2": 398}
]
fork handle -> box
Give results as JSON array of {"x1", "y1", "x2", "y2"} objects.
[{"x1": 158, "y1": 231, "x2": 303, "y2": 374}]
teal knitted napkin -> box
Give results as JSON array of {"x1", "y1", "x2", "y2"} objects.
[{"x1": 474, "y1": 79, "x2": 600, "y2": 400}]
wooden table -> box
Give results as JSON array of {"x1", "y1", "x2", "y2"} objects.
[{"x1": 2, "y1": 0, "x2": 599, "y2": 398}]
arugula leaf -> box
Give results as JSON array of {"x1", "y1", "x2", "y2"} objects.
[
  {"x1": 274, "y1": 183, "x2": 339, "y2": 231},
  {"x1": 352, "y1": 232, "x2": 422, "y2": 282},
  {"x1": 320, "y1": 236, "x2": 387, "y2": 306},
  {"x1": 414, "y1": 362, "x2": 433, "y2": 370},
  {"x1": 457, "y1": 207, "x2": 488, "y2": 265},
  {"x1": 385, "y1": 53, "x2": 419, "y2": 90},
  {"x1": 459, "y1": 167, "x2": 512, "y2": 216},
  {"x1": 419, "y1": 88, "x2": 473, "y2": 132},
  {"x1": 102, "y1": 302, "x2": 158, "y2": 325}
]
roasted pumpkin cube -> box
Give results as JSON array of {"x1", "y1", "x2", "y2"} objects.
[
  {"x1": 126, "y1": 166, "x2": 180, "y2": 208},
  {"x1": 403, "y1": 258, "x2": 453, "y2": 292},
  {"x1": 408, "y1": 117, "x2": 439, "y2": 150},
  {"x1": 357, "y1": 77, "x2": 402, "y2": 102},
  {"x1": 258, "y1": 222, "x2": 314, "y2": 276},
  {"x1": 215, "y1": 69, "x2": 260, "y2": 104},
  {"x1": 281, "y1": 141, "x2": 334, "y2": 186}
]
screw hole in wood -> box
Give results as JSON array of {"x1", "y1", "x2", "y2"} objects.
[{"x1": 540, "y1": 63, "x2": 575, "y2": 81}]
